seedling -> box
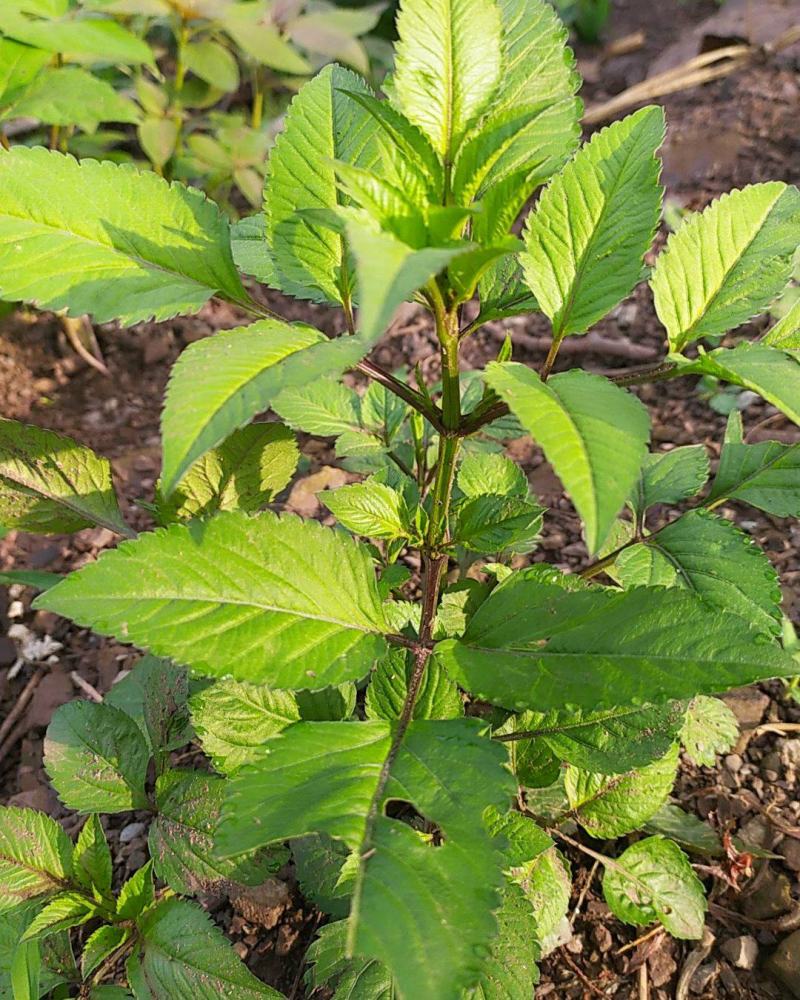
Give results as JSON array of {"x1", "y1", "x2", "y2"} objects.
[{"x1": 1, "y1": 0, "x2": 800, "y2": 995}]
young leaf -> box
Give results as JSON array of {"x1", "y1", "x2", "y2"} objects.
[
  {"x1": 522, "y1": 106, "x2": 664, "y2": 338},
  {"x1": 20, "y1": 891, "x2": 98, "y2": 942},
  {"x1": 513, "y1": 847, "x2": 571, "y2": 956},
  {"x1": 156, "y1": 423, "x2": 297, "y2": 523},
  {"x1": 677, "y1": 343, "x2": 800, "y2": 425},
  {"x1": 73, "y1": 815, "x2": 112, "y2": 896},
  {"x1": 104, "y1": 656, "x2": 190, "y2": 756},
  {"x1": 452, "y1": 494, "x2": 544, "y2": 553},
  {"x1": 365, "y1": 648, "x2": 463, "y2": 720},
  {"x1": 603, "y1": 836, "x2": 707, "y2": 939},
  {"x1": 306, "y1": 919, "x2": 395, "y2": 997},
  {"x1": 763, "y1": 297, "x2": 800, "y2": 351},
  {"x1": 681, "y1": 696, "x2": 738, "y2": 767},
  {"x1": 629, "y1": 445, "x2": 709, "y2": 518},
  {"x1": 274, "y1": 378, "x2": 361, "y2": 437},
  {"x1": 436, "y1": 574, "x2": 798, "y2": 713},
  {"x1": 651, "y1": 182, "x2": 800, "y2": 352},
  {"x1": 0, "y1": 147, "x2": 248, "y2": 325},
  {"x1": 217, "y1": 719, "x2": 516, "y2": 1000},
  {"x1": 0, "y1": 419, "x2": 130, "y2": 536},
  {"x1": 485, "y1": 363, "x2": 650, "y2": 554},
  {"x1": 0, "y1": 9, "x2": 153, "y2": 64},
  {"x1": 322, "y1": 477, "x2": 411, "y2": 540},
  {"x1": 615, "y1": 510, "x2": 783, "y2": 637},
  {"x1": 709, "y1": 412, "x2": 800, "y2": 516},
  {"x1": 265, "y1": 64, "x2": 384, "y2": 305},
  {"x1": 116, "y1": 862, "x2": 154, "y2": 922},
  {"x1": 230, "y1": 214, "x2": 278, "y2": 286},
  {"x1": 37, "y1": 511, "x2": 389, "y2": 690},
  {"x1": 644, "y1": 804, "x2": 724, "y2": 857},
  {"x1": 293, "y1": 834, "x2": 354, "y2": 919},
  {"x1": 127, "y1": 897, "x2": 284, "y2": 999},
  {"x1": 4, "y1": 67, "x2": 140, "y2": 132},
  {"x1": 82, "y1": 925, "x2": 129, "y2": 980},
  {"x1": 183, "y1": 39, "x2": 239, "y2": 92},
  {"x1": 565, "y1": 745, "x2": 679, "y2": 838},
  {"x1": 0, "y1": 38, "x2": 49, "y2": 107},
  {"x1": 0, "y1": 807, "x2": 72, "y2": 913},
  {"x1": 457, "y1": 452, "x2": 528, "y2": 499},
  {"x1": 393, "y1": 0, "x2": 501, "y2": 159},
  {"x1": 149, "y1": 770, "x2": 286, "y2": 896},
  {"x1": 44, "y1": 701, "x2": 151, "y2": 813}
]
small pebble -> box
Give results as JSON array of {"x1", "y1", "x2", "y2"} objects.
[
  {"x1": 720, "y1": 935, "x2": 759, "y2": 971},
  {"x1": 724, "y1": 753, "x2": 743, "y2": 773},
  {"x1": 119, "y1": 821, "x2": 146, "y2": 844}
]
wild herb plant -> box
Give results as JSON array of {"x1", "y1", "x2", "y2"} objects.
[{"x1": 2, "y1": 0, "x2": 800, "y2": 995}]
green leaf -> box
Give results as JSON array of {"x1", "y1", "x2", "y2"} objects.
[
  {"x1": 104, "y1": 656, "x2": 190, "y2": 756},
  {"x1": 218, "y1": 719, "x2": 516, "y2": 1000},
  {"x1": 651, "y1": 182, "x2": 800, "y2": 352},
  {"x1": 393, "y1": 0, "x2": 501, "y2": 159},
  {"x1": 156, "y1": 423, "x2": 297, "y2": 523},
  {"x1": 681, "y1": 696, "x2": 738, "y2": 767},
  {"x1": 3, "y1": 67, "x2": 140, "y2": 131},
  {"x1": 345, "y1": 221, "x2": 466, "y2": 342},
  {"x1": 603, "y1": 836, "x2": 706, "y2": 939},
  {"x1": 0, "y1": 570, "x2": 61, "y2": 590},
  {"x1": 220, "y1": 2, "x2": 311, "y2": 74},
  {"x1": 38, "y1": 510, "x2": 389, "y2": 690},
  {"x1": 644, "y1": 804, "x2": 724, "y2": 857},
  {"x1": 366, "y1": 648, "x2": 463, "y2": 721},
  {"x1": 436, "y1": 574, "x2": 798, "y2": 713},
  {"x1": 73, "y1": 815, "x2": 112, "y2": 896},
  {"x1": 615, "y1": 510, "x2": 783, "y2": 638},
  {"x1": 150, "y1": 770, "x2": 286, "y2": 896},
  {"x1": 501, "y1": 702, "x2": 686, "y2": 776},
  {"x1": 274, "y1": 378, "x2": 360, "y2": 437},
  {"x1": 0, "y1": 147, "x2": 247, "y2": 325},
  {"x1": 709, "y1": 412, "x2": 800, "y2": 516},
  {"x1": 44, "y1": 701, "x2": 150, "y2": 813},
  {"x1": 0, "y1": 9, "x2": 153, "y2": 64},
  {"x1": 184, "y1": 39, "x2": 239, "y2": 92},
  {"x1": 322, "y1": 477, "x2": 411, "y2": 540},
  {"x1": 630, "y1": 446, "x2": 709, "y2": 518},
  {"x1": 9, "y1": 938, "x2": 39, "y2": 1000},
  {"x1": 230, "y1": 214, "x2": 277, "y2": 286},
  {"x1": 452, "y1": 494, "x2": 543, "y2": 553},
  {"x1": 265, "y1": 64, "x2": 384, "y2": 305},
  {"x1": 293, "y1": 834, "x2": 354, "y2": 919},
  {"x1": 566, "y1": 745, "x2": 679, "y2": 838},
  {"x1": 127, "y1": 897, "x2": 283, "y2": 999},
  {"x1": 116, "y1": 862, "x2": 154, "y2": 922},
  {"x1": 1, "y1": 902, "x2": 73, "y2": 998},
  {"x1": 522, "y1": 106, "x2": 664, "y2": 337},
  {"x1": 82, "y1": 925, "x2": 129, "y2": 980},
  {"x1": 485, "y1": 363, "x2": 650, "y2": 553},
  {"x1": 677, "y1": 342, "x2": 800, "y2": 426},
  {"x1": 0, "y1": 38, "x2": 49, "y2": 107},
  {"x1": 513, "y1": 847, "x2": 571, "y2": 956},
  {"x1": 306, "y1": 920, "x2": 395, "y2": 998},
  {"x1": 764, "y1": 296, "x2": 800, "y2": 351},
  {"x1": 20, "y1": 891, "x2": 98, "y2": 942},
  {"x1": 457, "y1": 452, "x2": 528, "y2": 499},
  {"x1": 0, "y1": 419, "x2": 130, "y2": 536},
  {"x1": 0, "y1": 807, "x2": 72, "y2": 913},
  {"x1": 137, "y1": 117, "x2": 178, "y2": 170}
]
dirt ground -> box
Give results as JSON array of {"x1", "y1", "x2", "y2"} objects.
[{"x1": 2, "y1": 0, "x2": 800, "y2": 996}]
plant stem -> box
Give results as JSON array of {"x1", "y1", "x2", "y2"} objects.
[
  {"x1": 540, "y1": 332, "x2": 564, "y2": 382},
  {"x1": 251, "y1": 67, "x2": 264, "y2": 129},
  {"x1": 356, "y1": 359, "x2": 447, "y2": 435}
]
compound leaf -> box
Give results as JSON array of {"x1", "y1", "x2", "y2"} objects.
[
  {"x1": 522, "y1": 106, "x2": 664, "y2": 337},
  {"x1": 0, "y1": 147, "x2": 247, "y2": 325},
  {"x1": 436, "y1": 574, "x2": 797, "y2": 713},
  {"x1": 37, "y1": 511, "x2": 389, "y2": 690},
  {"x1": 651, "y1": 182, "x2": 800, "y2": 352},
  {"x1": 603, "y1": 836, "x2": 706, "y2": 939},
  {"x1": 20, "y1": 891, "x2": 98, "y2": 942},
  {"x1": 0, "y1": 807, "x2": 72, "y2": 913},
  {"x1": 0, "y1": 419, "x2": 130, "y2": 536},
  {"x1": 630, "y1": 446, "x2": 709, "y2": 518},
  {"x1": 127, "y1": 897, "x2": 283, "y2": 999},
  {"x1": 44, "y1": 701, "x2": 150, "y2": 813},
  {"x1": 217, "y1": 719, "x2": 516, "y2": 1000},
  {"x1": 393, "y1": 0, "x2": 501, "y2": 159},
  {"x1": 73, "y1": 815, "x2": 112, "y2": 896},
  {"x1": 485, "y1": 363, "x2": 650, "y2": 554}
]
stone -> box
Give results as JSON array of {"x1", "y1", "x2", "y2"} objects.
[
  {"x1": 720, "y1": 935, "x2": 759, "y2": 971},
  {"x1": 724, "y1": 753, "x2": 744, "y2": 773},
  {"x1": 689, "y1": 960, "x2": 717, "y2": 994},
  {"x1": 721, "y1": 689, "x2": 770, "y2": 727},
  {"x1": 119, "y1": 821, "x2": 147, "y2": 844},
  {"x1": 767, "y1": 930, "x2": 800, "y2": 999},
  {"x1": 743, "y1": 868, "x2": 793, "y2": 921},
  {"x1": 781, "y1": 837, "x2": 800, "y2": 873}
]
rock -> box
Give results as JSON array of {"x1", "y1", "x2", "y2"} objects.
[
  {"x1": 743, "y1": 868, "x2": 793, "y2": 921},
  {"x1": 722, "y1": 689, "x2": 770, "y2": 726},
  {"x1": 767, "y1": 930, "x2": 800, "y2": 999},
  {"x1": 689, "y1": 960, "x2": 717, "y2": 994},
  {"x1": 782, "y1": 740, "x2": 800, "y2": 769},
  {"x1": 724, "y1": 753, "x2": 744, "y2": 773},
  {"x1": 738, "y1": 815, "x2": 772, "y2": 851},
  {"x1": 720, "y1": 935, "x2": 759, "y2": 971},
  {"x1": 781, "y1": 837, "x2": 800, "y2": 873},
  {"x1": 119, "y1": 821, "x2": 147, "y2": 844},
  {"x1": 760, "y1": 751, "x2": 782, "y2": 780},
  {"x1": 230, "y1": 878, "x2": 290, "y2": 928}
]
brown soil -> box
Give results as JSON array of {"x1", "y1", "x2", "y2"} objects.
[{"x1": 2, "y1": 0, "x2": 800, "y2": 996}]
